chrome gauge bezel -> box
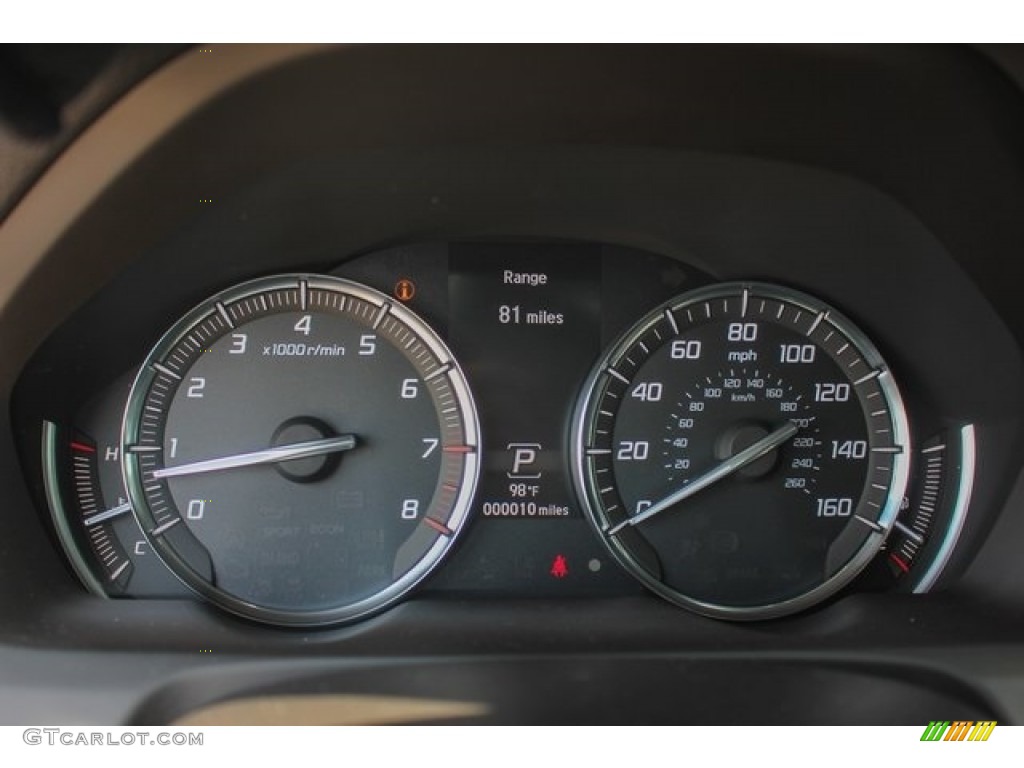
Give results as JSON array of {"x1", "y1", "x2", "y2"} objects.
[
  {"x1": 121, "y1": 274, "x2": 481, "y2": 627},
  {"x1": 571, "y1": 281, "x2": 912, "y2": 620}
]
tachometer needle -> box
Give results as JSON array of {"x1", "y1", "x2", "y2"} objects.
[
  {"x1": 606, "y1": 421, "x2": 798, "y2": 535},
  {"x1": 151, "y1": 435, "x2": 358, "y2": 479}
]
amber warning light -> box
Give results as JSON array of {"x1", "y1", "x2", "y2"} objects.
[{"x1": 394, "y1": 279, "x2": 416, "y2": 302}]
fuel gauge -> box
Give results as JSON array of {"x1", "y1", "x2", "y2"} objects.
[{"x1": 858, "y1": 425, "x2": 976, "y2": 590}]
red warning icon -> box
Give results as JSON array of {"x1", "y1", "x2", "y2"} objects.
[{"x1": 550, "y1": 554, "x2": 569, "y2": 579}]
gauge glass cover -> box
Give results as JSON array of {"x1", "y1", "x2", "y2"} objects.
[
  {"x1": 122, "y1": 274, "x2": 480, "y2": 626},
  {"x1": 571, "y1": 282, "x2": 910, "y2": 619}
]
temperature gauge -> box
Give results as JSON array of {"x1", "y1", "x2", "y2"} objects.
[{"x1": 42, "y1": 373, "x2": 190, "y2": 598}]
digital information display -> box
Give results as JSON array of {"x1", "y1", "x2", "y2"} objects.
[
  {"x1": 338, "y1": 240, "x2": 699, "y2": 597},
  {"x1": 431, "y1": 243, "x2": 639, "y2": 595}
]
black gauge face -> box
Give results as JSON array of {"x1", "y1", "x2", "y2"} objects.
[
  {"x1": 121, "y1": 275, "x2": 480, "y2": 626},
  {"x1": 572, "y1": 282, "x2": 911, "y2": 619}
]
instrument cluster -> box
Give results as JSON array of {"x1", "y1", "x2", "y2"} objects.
[{"x1": 23, "y1": 240, "x2": 981, "y2": 626}]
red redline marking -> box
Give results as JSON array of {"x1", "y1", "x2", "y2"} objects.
[
  {"x1": 442, "y1": 445, "x2": 475, "y2": 454},
  {"x1": 70, "y1": 441, "x2": 96, "y2": 453},
  {"x1": 889, "y1": 553, "x2": 911, "y2": 573},
  {"x1": 441, "y1": 483, "x2": 459, "y2": 492},
  {"x1": 422, "y1": 517, "x2": 453, "y2": 536}
]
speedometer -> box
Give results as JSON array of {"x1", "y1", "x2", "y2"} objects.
[
  {"x1": 121, "y1": 274, "x2": 480, "y2": 627},
  {"x1": 571, "y1": 282, "x2": 910, "y2": 619}
]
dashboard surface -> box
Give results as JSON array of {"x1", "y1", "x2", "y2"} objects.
[{"x1": 3, "y1": 44, "x2": 1024, "y2": 724}]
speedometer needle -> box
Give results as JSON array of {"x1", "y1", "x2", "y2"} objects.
[
  {"x1": 151, "y1": 435, "x2": 358, "y2": 479},
  {"x1": 606, "y1": 421, "x2": 798, "y2": 536}
]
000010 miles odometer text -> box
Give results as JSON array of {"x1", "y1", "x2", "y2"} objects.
[{"x1": 572, "y1": 283, "x2": 910, "y2": 619}]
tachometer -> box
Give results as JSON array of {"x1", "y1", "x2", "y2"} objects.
[
  {"x1": 121, "y1": 275, "x2": 480, "y2": 626},
  {"x1": 571, "y1": 282, "x2": 910, "y2": 619}
]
